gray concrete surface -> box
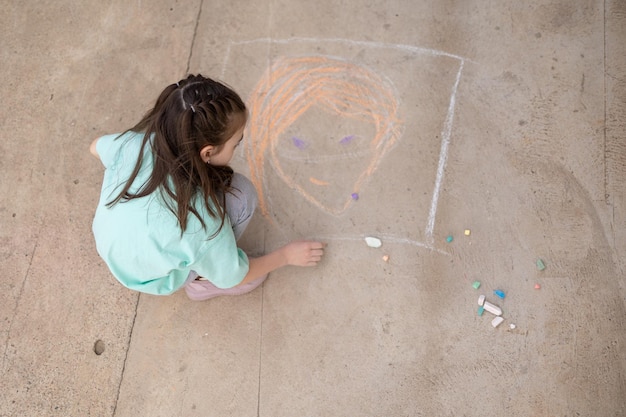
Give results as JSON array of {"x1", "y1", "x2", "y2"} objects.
[{"x1": 1, "y1": 0, "x2": 625, "y2": 416}]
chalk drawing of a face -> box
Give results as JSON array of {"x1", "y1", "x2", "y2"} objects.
[{"x1": 245, "y1": 55, "x2": 404, "y2": 217}]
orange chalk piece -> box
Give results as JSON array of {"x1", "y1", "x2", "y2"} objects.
[{"x1": 382, "y1": 255, "x2": 390, "y2": 262}]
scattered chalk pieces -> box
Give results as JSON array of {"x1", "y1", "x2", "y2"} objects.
[
  {"x1": 534, "y1": 283, "x2": 541, "y2": 290},
  {"x1": 365, "y1": 237, "x2": 382, "y2": 248},
  {"x1": 536, "y1": 259, "x2": 546, "y2": 271},
  {"x1": 446, "y1": 235, "x2": 453, "y2": 243},
  {"x1": 464, "y1": 229, "x2": 471, "y2": 236},
  {"x1": 494, "y1": 289, "x2": 506, "y2": 299},
  {"x1": 472, "y1": 281, "x2": 481, "y2": 290},
  {"x1": 382, "y1": 255, "x2": 389, "y2": 262},
  {"x1": 351, "y1": 193, "x2": 359, "y2": 200}
]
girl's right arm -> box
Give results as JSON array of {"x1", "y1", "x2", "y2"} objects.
[{"x1": 237, "y1": 240, "x2": 325, "y2": 286}]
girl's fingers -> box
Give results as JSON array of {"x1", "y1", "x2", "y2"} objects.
[{"x1": 287, "y1": 240, "x2": 325, "y2": 266}]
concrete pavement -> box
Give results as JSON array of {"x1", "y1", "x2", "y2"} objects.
[{"x1": 1, "y1": 0, "x2": 625, "y2": 416}]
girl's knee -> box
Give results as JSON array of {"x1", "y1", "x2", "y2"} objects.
[{"x1": 231, "y1": 173, "x2": 258, "y2": 209}]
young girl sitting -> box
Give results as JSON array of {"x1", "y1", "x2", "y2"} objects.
[{"x1": 90, "y1": 74, "x2": 325, "y2": 301}]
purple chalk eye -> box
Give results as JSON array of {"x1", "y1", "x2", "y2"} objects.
[
  {"x1": 291, "y1": 137, "x2": 307, "y2": 149},
  {"x1": 339, "y1": 135, "x2": 356, "y2": 145}
]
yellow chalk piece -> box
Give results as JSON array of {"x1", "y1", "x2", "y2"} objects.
[
  {"x1": 464, "y1": 229, "x2": 471, "y2": 236},
  {"x1": 309, "y1": 177, "x2": 330, "y2": 186}
]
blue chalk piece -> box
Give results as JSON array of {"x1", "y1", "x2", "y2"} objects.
[{"x1": 494, "y1": 290, "x2": 506, "y2": 299}]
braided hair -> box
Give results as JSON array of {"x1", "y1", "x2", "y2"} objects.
[{"x1": 107, "y1": 74, "x2": 247, "y2": 236}]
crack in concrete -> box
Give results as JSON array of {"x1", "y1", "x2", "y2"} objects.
[
  {"x1": 185, "y1": 0, "x2": 204, "y2": 75},
  {"x1": 256, "y1": 229, "x2": 269, "y2": 417},
  {"x1": 256, "y1": 289, "x2": 264, "y2": 417},
  {"x1": 602, "y1": 0, "x2": 611, "y2": 205},
  {"x1": 1, "y1": 241, "x2": 38, "y2": 376},
  {"x1": 111, "y1": 293, "x2": 140, "y2": 417}
]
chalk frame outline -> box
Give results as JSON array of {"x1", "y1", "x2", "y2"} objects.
[{"x1": 222, "y1": 37, "x2": 466, "y2": 253}]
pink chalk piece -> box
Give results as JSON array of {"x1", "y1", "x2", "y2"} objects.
[{"x1": 534, "y1": 283, "x2": 541, "y2": 290}]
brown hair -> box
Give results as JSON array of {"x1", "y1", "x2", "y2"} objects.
[{"x1": 107, "y1": 74, "x2": 247, "y2": 235}]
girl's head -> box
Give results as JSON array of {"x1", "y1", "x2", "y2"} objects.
[
  {"x1": 140, "y1": 74, "x2": 247, "y2": 167},
  {"x1": 111, "y1": 74, "x2": 247, "y2": 234}
]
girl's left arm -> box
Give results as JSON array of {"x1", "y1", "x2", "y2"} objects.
[{"x1": 89, "y1": 138, "x2": 100, "y2": 160}]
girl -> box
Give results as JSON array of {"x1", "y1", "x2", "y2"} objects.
[{"x1": 90, "y1": 74, "x2": 324, "y2": 300}]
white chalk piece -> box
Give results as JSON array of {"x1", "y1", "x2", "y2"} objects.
[
  {"x1": 509, "y1": 324, "x2": 516, "y2": 330},
  {"x1": 365, "y1": 237, "x2": 382, "y2": 248},
  {"x1": 491, "y1": 316, "x2": 505, "y2": 328},
  {"x1": 478, "y1": 295, "x2": 486, "y2": 306},
  {"x1": 483, "y1": 301, "x2": 503, "y2": 316}
]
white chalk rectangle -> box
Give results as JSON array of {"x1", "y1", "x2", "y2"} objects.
[
  {"x1": 483, "y1": 301, "x2": 502, "y2": 316},
  {"x1": 491, "y1": 316, "x2": 505, "y2": 328}
]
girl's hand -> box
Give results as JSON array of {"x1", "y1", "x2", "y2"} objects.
[
  {"x1": 282, "y1": 241, "x2": 325, "y2": 267},
  {"x1": 242, "y1": 240, "x2": 325, "y2": 284}
]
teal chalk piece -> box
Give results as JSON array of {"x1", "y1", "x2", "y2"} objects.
[
  {"x1": 446, "y1": 235, "x2": 453, "y2": 243},
  {"x1": 477, "y1": 306, "x2": 485, "y2": 316},
  {"x1": 536, "y1": 259, "x2": 546, "y2": 271}
]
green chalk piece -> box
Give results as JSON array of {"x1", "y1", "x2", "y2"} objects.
[
  {"x1": 446, "y1": 235, "x2": 453, "y2": 243},
  {"x1": 536, "y1": 259, "x2": 546, "y2": 271},
  {"x1": 477, "y1": 306, "x2": 485, "y2": 316},
  {"x1": 472, "y1": 281, "x2": 481, "y2": 290}
]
